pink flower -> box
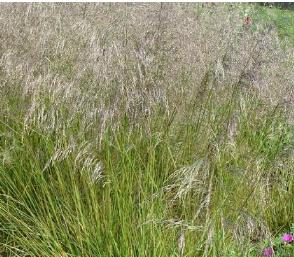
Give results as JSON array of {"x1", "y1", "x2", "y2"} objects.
[
  {"x1": 262, "y1": 247, "x2": 274, "y2": 256},
  {"x1": 282, "y1": 233, "x2": 294, "y2": 243}
]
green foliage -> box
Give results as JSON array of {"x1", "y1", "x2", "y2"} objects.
[
  {"x1": 1, "y1": 82, "x2": 293, "y2": 256},
  {"x1": 254, "y1": 4, "x2": 294, "y2": 46}
]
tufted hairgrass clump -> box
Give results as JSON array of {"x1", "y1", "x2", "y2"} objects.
[{"x1": 0, "y1": 3, "x2": 293, "y2": 257}]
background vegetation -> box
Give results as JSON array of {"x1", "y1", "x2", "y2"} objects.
[{"x1": 0, "y1": 3, "x2": 293, "y2": 257}]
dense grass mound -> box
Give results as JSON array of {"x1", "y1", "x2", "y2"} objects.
[{"x1": 0, "y1": 3, "x2": 293, "y2": 257}]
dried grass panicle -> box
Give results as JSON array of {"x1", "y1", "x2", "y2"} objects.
[
  {"x1": 164, "y1": 159, "x2": 209, "y2": 202},
  {"x1": 1, "y1": 4, "x2": 292, "y2": 135},
  {"x1": 233, "y1": 213, "x2": 271, "y2": 245}
]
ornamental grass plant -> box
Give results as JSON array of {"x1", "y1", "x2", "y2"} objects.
[{"x1": 0, "y1": 3, "x2": 293, "y2": 257}]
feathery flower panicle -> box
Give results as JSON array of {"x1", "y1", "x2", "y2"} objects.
[{"x1": 178, "y1": 232, "x2": 185, "y2": 256}]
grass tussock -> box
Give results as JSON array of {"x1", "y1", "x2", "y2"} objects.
[{"x1": 0, "y1": 3, "x2": 293, "y2": 257}]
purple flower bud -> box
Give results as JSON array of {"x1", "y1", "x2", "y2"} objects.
[
  {"x1": 262, "y1": 247, "x2": 274, "y2": 256},
  {"x1": 282, "y1": 233, "x2": 294, "y2": 243}
]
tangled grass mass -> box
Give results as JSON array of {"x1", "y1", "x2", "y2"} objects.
[{"x1": 0, "y1": 3, "x2": 293, "y2": 257}]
